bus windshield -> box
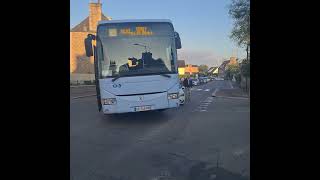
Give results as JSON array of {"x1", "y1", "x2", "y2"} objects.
[{"x1": 97, "y1": 22, "x2": 177, "y2": 78}]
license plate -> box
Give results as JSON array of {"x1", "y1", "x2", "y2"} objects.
[{"x1": 135, "y1": 105, "x2": 152, "y2": 112}]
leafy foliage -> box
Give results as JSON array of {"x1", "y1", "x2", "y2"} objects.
[
  {"x1": 198, "y1": 64, "x2": 209, "y2": 75},
  {"x1": 228, "y1": 0, "x2": 250, "y2": 47}
]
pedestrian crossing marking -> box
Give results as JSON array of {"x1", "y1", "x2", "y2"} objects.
[
  {"x1": 190, "y1": 88, "x2": 211, "y2": 92},
  {"x1": 193, "y1": 96, "x2": 215, "y2": 112}
]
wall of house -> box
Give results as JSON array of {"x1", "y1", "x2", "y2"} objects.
[
  {"x1": 70, "y1": 32, "x2": 95, "y2": 74},
  {"x1": 70, "y1": 73, "x2": 95, "y2": 84},
  {"x1": 178, "y1": 67, "x2": 185, "y2": 75}
]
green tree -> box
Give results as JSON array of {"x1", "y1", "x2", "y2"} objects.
[
  {"x1": 198, "y1": 64, "x2": 209, "y2": 75},
  {"x1": 225, "y1": 64, "x2": 240, "y2": 80},
  {"x1": 228, "y1": 0, "x2": 250, "y2": 60}
]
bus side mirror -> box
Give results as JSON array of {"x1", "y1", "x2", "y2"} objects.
[
  {"x1": 84, "y1": 34, "x2": 96, "y2": 57},
  {"x1": 174, "y1": 32, "x2": 182, "y2": 49}
]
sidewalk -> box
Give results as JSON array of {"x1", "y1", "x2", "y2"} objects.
[
  {"x1": 70, "y1": 85, "x2": 96, "y2": 88},
  {"x1": 213, "y1": 81, "x2": 249, "y2": 98},
  {"x1": 215, "y1": 88, "x2": 249, "y2": 98}
]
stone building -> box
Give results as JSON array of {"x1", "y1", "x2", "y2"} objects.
[
  {"x1": 218, "y1": 57, "x2": 239, "y2": 77},
  {"x1": 70, "y1": 0, "x2": 111, "y2": 81}
]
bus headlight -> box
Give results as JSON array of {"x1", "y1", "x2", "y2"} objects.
[
  {"x1": 168, "y1": 93, "x2": 179, "y2": 99},
  {"x1": 102, "y1": 98, "x2": 117, "y2": 105}
]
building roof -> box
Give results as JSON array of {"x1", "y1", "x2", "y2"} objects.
[
  {"x1": 186, "y1": 64, "x2": 198, "y2": 67},
  {"x1": 208, "y1": 67, "x2": 218, "y2": 73},
  {"x1": 185, "y1": 64, "x2": 199, "y2": 74},
  {"x1": 177, "y1": 60, "x2": 185, "y2": 67},
  {"x1": 219, "y1": 60, "x2": 230, "y2": 69},
  {"x1": 70, "y1": 14, "x2": 111, "y2": 32},
  {"x1": 98, "y1": 19, "x2": 172, "y2": 25}
]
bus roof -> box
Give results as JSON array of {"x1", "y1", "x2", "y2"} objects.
[{"x1": 98, "y1": 19, "x2": 173, "y2": 25}]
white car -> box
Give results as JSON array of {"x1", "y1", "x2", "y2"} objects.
[
  {"x1": 192, "y1": 79, "x2": 200, "y2": 86},
  {"x1": 179, "y1": 86, "x2": 185, "y2": 105}
]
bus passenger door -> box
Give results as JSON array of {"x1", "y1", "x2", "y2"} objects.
[
  {"x1": 85, "y1": 34, "x2": 102, "y2": 112},
  {"x1": 94, "y1": 46, "x2": 102, "y2": 112}
]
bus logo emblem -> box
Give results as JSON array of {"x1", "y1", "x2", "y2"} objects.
[{"x1": 112, "y1": 84, "x2": 122, "y2": 88}]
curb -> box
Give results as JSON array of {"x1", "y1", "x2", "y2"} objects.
[
  {"x1": 70, "y1": 85, "x2": 96, "y2": 88},
  {"x1": 214, "y1": 96, "x2": 249, "y2": 100},
  {"x1": 72, "y1": 94, "x2": 97, "y2": 99}
]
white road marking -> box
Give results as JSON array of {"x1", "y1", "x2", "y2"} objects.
[
  {"x1": 202, "y1": 100, "x2": 212, "y2": 103},
  {"x1": 204, "y1": 89, "x2": 210, "y2": 91},
  {"x1": 212, "y1": 88, "x2": 219, "y2": 96},
  {"x1": 200, "y1": 104, "x2": 209, "y2": 107},
  {"x1": 202, "y1": 102, "x2": 212, "y2": 104},
  {"x1": 193, "y1": 96, "x2": 215, "y2": 112},
  {"x1": 229, "y1": 81, "x2": 234, "y2": 89},
  {"x1": 197, "y1": 89, "x2": 203, "y2": 91}
]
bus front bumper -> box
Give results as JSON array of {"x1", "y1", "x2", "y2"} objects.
[{"x1": 102, "y1": 92, "x2": 179, "y2": 114}]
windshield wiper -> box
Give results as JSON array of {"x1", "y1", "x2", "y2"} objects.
[
  {"x1": 112, "y1": 75, "x2": 122, "y2": 82},
  {"x1": 139, "y1": 68, "x2": 172, "y2": 78}
]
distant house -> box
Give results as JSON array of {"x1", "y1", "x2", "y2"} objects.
[
  {"x1": 217, "y1": 57, "x2": 239, "y2": 77},
  {"x1": 184, "y1": 64, "x2": 199, "y2": 75},
  {"x1": 177, "y1": 60, "x2": 186, "y2": 75},
  {"x1": 208, "y1": 67, "x2": 219, "y2": 76},
  {"x1": 177, "y1": 61, "x2": 199, "y2": 75},
  {"x1": 218, "y1": 60, "x2": 230, "y2": 77}
]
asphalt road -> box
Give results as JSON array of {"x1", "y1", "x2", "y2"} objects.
[{"x1": 70, "y1": 80, "x2": 250, "y2": 180}]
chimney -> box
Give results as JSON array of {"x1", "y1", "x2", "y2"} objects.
[{"x1": 89, "y1": 0, "x2": 102, "y2": 32}]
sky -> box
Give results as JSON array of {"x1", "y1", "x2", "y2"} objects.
[{"x1": 70, "y1": 0, "x2": 246, "y2": 67}]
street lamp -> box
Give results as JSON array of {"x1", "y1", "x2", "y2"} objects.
[
  {"x1": 133, "y1": 43, "x2": 148, "y2": 52},
  {"x1": 133, "y1": 43, "x2": 150, "y2": 68}
]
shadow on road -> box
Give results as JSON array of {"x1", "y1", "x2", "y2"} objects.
[
  {"x1": 149, "y1": 152, "x2": 250, "y2": 180},
  {"x1": 100, "y1": 111, "x2": 170, "y2": 125},
  {"x1": 188, "y1": 162, "x2": 249, "y2": 180}
]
